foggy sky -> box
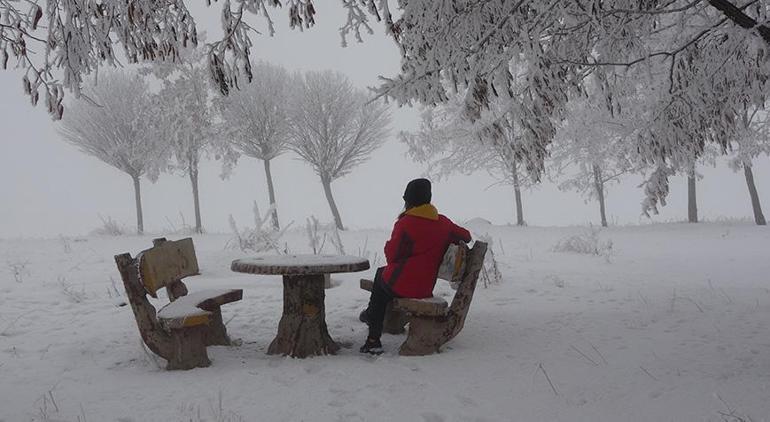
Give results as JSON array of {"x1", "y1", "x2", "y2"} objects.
[{"x1": 1, "y1": 3, "x2": 768, "y2": 238}]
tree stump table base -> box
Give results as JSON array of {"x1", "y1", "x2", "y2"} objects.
[{"x1": 267, "y1": 275, "x2": 340, "y2": 358}]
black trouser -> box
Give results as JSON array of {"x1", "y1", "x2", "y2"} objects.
[{"x1": 365, "y1": 267, "x2": 396, "y2": 340}]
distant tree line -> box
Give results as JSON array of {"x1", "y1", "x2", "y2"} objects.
[
  {"x1": 57, "y1": 54, "x2": 769, "y2": 234},
  {"x1": 57, "y1": 54, "x2": 390, "y2": 235}
]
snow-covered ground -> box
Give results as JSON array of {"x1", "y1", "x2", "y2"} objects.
[{"x1": 1, "y1": 223, "x2": 769, "y2": 421}]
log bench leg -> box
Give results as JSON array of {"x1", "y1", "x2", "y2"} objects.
[
  {"x1": 383, "y1": 302, "x2": 408, "y2": 335},
  {"x1": 268, "y1": 274, "x2": 340, "y2": 358},
  {"x1": 167, "y1": 326, "x2": 211, "y2": 370},
  {"x1": 204, "y1": 307, "x2": 231, "y2": 346},
  {"x1": 399, "y1": 316, "x2": 446, "y2": 356}
]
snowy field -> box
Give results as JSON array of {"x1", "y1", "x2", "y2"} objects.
[{"x1": 1, "y1": 222, "x2": 769, "y2": 422}]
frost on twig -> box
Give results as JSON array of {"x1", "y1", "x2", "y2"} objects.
[
  {"x1": 305, "y1": 216, "x2": 326, "y2": 254},
  {"x1": 7, "y1": 260, "x2": 30, "y2": 283},
  {"x1": 474, "y1": 234, "x2": 502, "y2": 289},
  {"x1": 328, "y1": 225, "x2": 346, "y2": 255},
  {"x1": 304, "y1": 215, "x2": 348, "y2": 255},
  {"x1": 552, "y1": 226, "x2": 614, "y2": 262},
  {"x1": 227, "y1": 202, "x2": 290, "y2": 254},
  {"x1": 89, "y1": 215, "x2": 126, "y2": 237},
  {"x1": 58, "y1": 276, "x2": 87, "y2": 304}
]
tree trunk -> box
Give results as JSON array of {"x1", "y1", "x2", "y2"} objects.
[
  {"x1": 132, "y1": 175, "x2": 144, "y2": 235},
  {"x1": 592, "y1": 164, "x2": 608, "y2": 227},
  {"x1": 688, "y1": 173, "x2": 698, "y2": 223},
  {"x1": 189, "y1": 167, "x2": 203, "y2": 234},
  {"x1": 264, "y1": 159, "x2": 280, "y2": 230},
  {"x1": 512, "y1": 167, "x2": 525, "y2": 226},
  {"x1": 321, "y1": 176, "x2": 344, "y2": 230},
  {"x1": 743, "y1": 164, "x2": 767, "y2": 225}
]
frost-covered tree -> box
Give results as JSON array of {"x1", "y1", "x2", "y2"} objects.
[
  {"x1": 728, "y1": 106, "x2": 770, "y2": 225},
  {"x1": 217, "y1": 62, "x2": 293, "y2": 230},
  {"x1": 288, "y1": 70, "x2": 390, "y2": 230},
  {"x1": 57, "y1": 71, "x2": 167, "y2": 235},
  {"x1": 150, "y1": 47, "x2": 214, "y2": 234},
  {"x1": 550, "y1": 92, "x2": 634, "y2": 228},
  {"x1": 402, "y1": 96, "x2": 537, "y2": 226}
]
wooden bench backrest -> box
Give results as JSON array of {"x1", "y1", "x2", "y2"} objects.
[
  {"x1": 437, "y1": 243, "x2": 467, "y2": 282},
  {"x1": 446, "y1": 241, "x2": 488, "y2": 340},
  {"x1": 137, "y1": 238, "x2": 200, "y2": 298}
]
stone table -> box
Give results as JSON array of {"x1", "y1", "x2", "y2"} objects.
[{"x1": 231, "y1": 255, "x2": 370, "y2": 358}]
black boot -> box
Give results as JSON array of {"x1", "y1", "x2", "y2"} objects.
[
  {"x1": 359, "y1": 309, "x2": 370, "y2": 325},
  {"x1": 359, "y1": 337, "x2": 383, "y2": 355}
]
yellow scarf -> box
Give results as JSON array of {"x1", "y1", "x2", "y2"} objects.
[{"x1": 404, "y1": 204, "x2": 439, "y2": 220}]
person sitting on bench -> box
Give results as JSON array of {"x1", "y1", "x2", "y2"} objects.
[{"x1": 359, "y1": 178, "x2": 472, "y2": 354}]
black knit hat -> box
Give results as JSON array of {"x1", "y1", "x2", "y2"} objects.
[{"x1": 403, "y1": 178, "x2": 432, "y2": 207}]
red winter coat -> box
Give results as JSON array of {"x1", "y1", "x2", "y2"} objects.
[{"x1": 381, "y1": 204, "x2": 472, "y2": 298}]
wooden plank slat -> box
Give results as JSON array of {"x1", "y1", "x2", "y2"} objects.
[
  {"x1": 138, "y1": 238, "x2": 200, "y2": 297},
  {"x1": 360, "y1": 278, "x2": 374, "y2": 291}
]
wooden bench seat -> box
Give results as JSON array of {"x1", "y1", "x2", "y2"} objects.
[
  {"x1": 359, "y1": 241, "x2": 488, "y2": 355},
  {"x1": 115, "y1": 237, "x2": 243, "y2": 370},
  {"x1": 393, "y1": 296, "x2": 448, "y2": 317},
  {"x1": 157, "y1": 288, "x2": 243, "y2": 330}
]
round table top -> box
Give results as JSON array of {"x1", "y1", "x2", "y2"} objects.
[{"x1": 231, "y1": 254, "x2": 371, "y2": 275}]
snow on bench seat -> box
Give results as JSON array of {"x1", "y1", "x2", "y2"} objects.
[
  {"x1": 157, "y1": 288, "x2": 242, "y2": 330},
  {"x1": 394, "y1": 296, "x2": 448, "y2": 317}
]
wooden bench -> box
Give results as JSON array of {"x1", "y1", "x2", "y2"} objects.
[
  {"x1": 114, "y1": 237, "x2": 243, "y2": 370},
  {"x1": 360, "y1": 241, "x2": 488, "y2": 356}
]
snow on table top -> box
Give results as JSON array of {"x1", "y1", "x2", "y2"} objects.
[{"x1": 231, "y1": 254, "x2": 370, "y2": 275}]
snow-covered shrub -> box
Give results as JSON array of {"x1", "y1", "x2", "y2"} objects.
[
  {"x1": 303, "y1": 215, "x2": 349, "y2": 256},
  {"x1": 59, "y1": 277, "x2": 87, "y2": 304},
  {"x1": 548, "y1": 275, "x2": 566, "y2": 289},
  {"x1": 552, "y1": 227, "x2": 613, "y2": 260},
  {"x1": 90, "y1": 215, "x2": 125, "y2": 236},
  {"x1": 33, "y1": 389, "x2": 64, "y2": 422},
  {"x1": 474, "y1": 234, "x2": 503, "y2": 288},
  {"x1": 328, "y1": 225, "x2": 346, "y2": 255},
  {"x1": 106, "y1": 277, "x2": 127, "y2": 307},
  {"x1": 353, "y1": 236, "x2": 382, "y2": 268},
  {"x1": 305, "y1": 216, "x2": 326, "y2": 254},
  {"x1": 178, "y1": 392, "x2": 245, "y2": 422},
  {"x1": 58, "y1": 235, "x2": 72, "y2": 254},
  {"x1": 227, "y1": 202, "x2": 289, "y2": 254},
  {"x1": 7, "y1": 260, "x2": 30, "y2": 283},
  {"x1": 162, "y1": 212, "x2": 198, "y2": 236}
]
